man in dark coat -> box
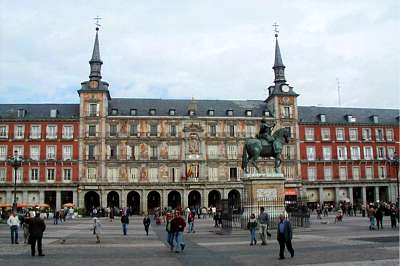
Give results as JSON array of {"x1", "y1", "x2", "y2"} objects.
[
  {"x1": 277, "y1": 214, "x2": 294, "y2": 260},
  {"x1": 29, "y1": 212, "x2": 46, "y2": 256}
]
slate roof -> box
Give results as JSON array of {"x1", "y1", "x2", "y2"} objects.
[
  {"x1": 108, "y1": 98, "x2": 268, "y2": 117},
  {"x1": 0, "y1": 104, "x2": 79, "y2": 120},
  {"x1": 298, "y1": 106, "x2": 399, "y2": 125}
]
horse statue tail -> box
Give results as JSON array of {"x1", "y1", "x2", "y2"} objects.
[{"x1": 241, "y1": 142, "x2": 248, "y2": 171}]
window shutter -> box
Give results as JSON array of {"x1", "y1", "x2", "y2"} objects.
[{"x1": 127, "y1": 146, "x2": 132, "y2": 160}]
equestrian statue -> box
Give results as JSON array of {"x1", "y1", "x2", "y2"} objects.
[{"x1": 241, "y1": 118, "x2": 290, "y2": 174}]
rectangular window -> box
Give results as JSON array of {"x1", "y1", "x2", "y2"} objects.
[
  {"x1": 88, "y1": 144, "x2": 95, "y2": 160},
  {"x1": 229, "y1": 124, "x2": 235, "y2": 137},
  {"x1": 336, "y1": 128, "x2": 344, "y2": 141},
  {"x1": 208, "y1": 167, "x2": 218, "y2": 181},
  {"x1": 30, "y1": 168, "x2": 39, "y2": 182},
  {"x1": 87, "y1": 167, "x2": 97, "y2": 180},
  {"x1": 208, "y1": 145, "x2": 218, "y2": 159},
  {"x1": 13, "y1": 168, "x2": 23, "y2": 183},
  {"x1": 63, "y1": 125, "x2": 73, "y2": 139},
  {"x1": 15, "y1": 125, "x2": 24, "y2": 139},
  {"x1": 46, "y1": 125, "x2": 57, "y2": 139},
  {"x1": 168, "y1": 145, "x2": 179, "y2": 160},
  {"x1": 352, "y1": 166, "x2": 360, "y2": 180},
  {"x1": 149, "y1": 168, "x2": 158, "y2": 182},
  {"x1": 30, "y1": 125, "x2": 41, "y2": 139},
  {"x1": 377, "y1": 147, "x2": 385, "y2": 159},
  {"x1": 107, "y1": 167, "x2": 119, "y2": 182},
  {"x1": 63, "y1": 168, "x2": 72, "y2": 181},
  {"x1": 13, "y1": 145, "x2": 24, "y2": 158},
  {"x1": 30, "y1": 145, "x2": 40, "y2": 160},
  {"x1": 0, "y1": 145, "x2": 7, "y2": 160},
  {"x1": 285, "y1": 127, "x2": 292, "y2": 139},
  {"x1": 306, "y1": 146, "x2": 315, "y2": 161},
  {"x1": 63, "y1": 145, "x2": 72, "y2": 160},
  {"x1": 130, "y1": 124, "x2": 138, "y2": 136},
  {"x1": 126, "y1": 145, "x2": 134, "y2": 160},
  {"x1": 307, "y1": 167, "x2": 316, "y2": 181},
  {"x1": 322, "y1": 146, "x2": 331, "y2": 160},
  {"x1": 109, "y1": 145, "x2": 118, "y2": 159},
  {"x1": 245, "y1": 125, "x2": 255, "y2": 137},
  {"x1": 0, "y1": 168, "x2": 6, "y2": 182},
  {"x1": 305, "y1": 128, "x2": 315, "y2": 141},
  {"x1": 150, "y1": 145, "x2": 158, "y2": 160},
  {"x1": 89, "y1": 103, "x2": 98, "y2": 117},
  {"x1": 109, "y1": 124, "x2": 117, "y2": 137},
  {"x1": 362, "y1": 128, "x2": 372, "y2": 141},
  {"x1": 88, "y1": 125, "x2": 96, "y2": 137},
  {"x1": 375, "y1": 128, "x2": 384, "y2": 141},
  {"x1": 337, "y1": 146, "x2": 347, "y2": 160},
  {"x1": 46, "y1": 145, "x2": 56, "y2": 160},
  {"x1": 365, "y1": 166, "x2": 373, "y2": 180},
  {"x1": 283, "y1": 106, "x2": 291, "y2": 118},
  {"x1": 227, "y1": 145, "x2": 237, "y2": 159},
  {"x1": 129, "y1": 168, "x2": 139, "y2": 182},
  {"x1": 284, "y1": 145, "x2": 292, "y2": 160},
  {"x1": 229, "y1": 167, "x2": 238, "y2": 180},
  {"x1": 170, "y1": 125, "x2": 176, "y2": 137},
  {"x1": 0, "y1": 125, "x2": 8, "y2": 138},
  {"x1": 386, "y1": 129, "x2": 394, "y2": 141},
  {"x1": 150, "y1": 124, "x2": 158, "y2": 137},
  {"x1": 349, "y1": 128, "x2": 358, "y2": 141},
  {"x1": 321, "y1": 128, "x2": 330, "y2": 141},
  {"x1": 209, "y1": 125, "x2": 217, "y2": 137},
  {"x1": 46, "y1": 168, "x2": 55, "y2": 181},
  {"x1": 350, "y1": 146, "x2": 360, "y2": 160},
  {"x1": 378, "y1": 166, "x2": 386, "y2": 179},
  {"x1": 324, "y1": 167, "x2": 332, "y2": 181},
  {"x1": 339, "y1": 166, "x2": 347, "y2": 180},
  {"x1": 364, "y1": 146, "x2": 373, "y2": 160},
  {"x1": 387, "y1": 147, "x2": 395, "y2": 160}
]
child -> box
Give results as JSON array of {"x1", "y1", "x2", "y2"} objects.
[
  {"x1": 92, "y1": 217, "x2": 101, "y2": 243},
  {"x1": 247, "y1": 213, "x2": 258, "y2": 246}
]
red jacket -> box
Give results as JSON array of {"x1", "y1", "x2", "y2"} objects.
[{"x1": 171, "y1": 216, "x2": 186, "y2": 232}]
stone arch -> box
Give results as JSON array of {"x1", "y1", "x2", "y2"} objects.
[
  {"x1": 188, "y1": 190, "x2": 201, "y2": 209},
  {"x1": 228, "y1": 189, "x2": 241, "y2": 210},
  {"x1": 168, "y1": 190, "x2": 181, "y2": 209},
  {"x1": 208, "y1": 190, "x2": 221, "y2": 207},
  {"x1": 107, "y1": 191, "x2": 120, "y2": 208},
  {"x1": 147, "y1": 191, "x2": 161, "y2": 213},
  {"x1": 127, "y1": 191, "x2": 141, "y2": 215},
  {"x1": 84, "y1": 191, "x2": 100, "y2": 214}
]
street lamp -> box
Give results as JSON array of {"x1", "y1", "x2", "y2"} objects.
[{"x1": 8, "y1": 150, "x2": 23, "y2": 212}]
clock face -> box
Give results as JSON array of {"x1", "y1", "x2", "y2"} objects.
[
  {"x1": 281, "y1": 85, "x2": 290, "y2": 93},
  {"x1": 89, "y1": 80, "x2": 98, "y2": 89}
]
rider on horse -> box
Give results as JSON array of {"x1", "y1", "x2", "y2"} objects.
[{"x1": 257, "y1": 118, "x2": 275, "y2": 144}]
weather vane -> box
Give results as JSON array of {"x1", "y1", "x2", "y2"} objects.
[
  {"x1": 94, "y1": 16, "x2": 102, "y2": 30},
  {"x1": 272, "y1": 22, "x2": 279, "y2": 37}
]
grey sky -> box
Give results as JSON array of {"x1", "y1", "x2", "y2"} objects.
[{"x1": 0, "y1": 0, "x2": 399, "y2": 108}]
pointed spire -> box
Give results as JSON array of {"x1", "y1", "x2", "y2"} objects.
[
  {"x1": 89, "y1": 27, "x2": 103, "y2": 81},
  {"x1": 273, "y1": 36, "x2": 285, "y2": 68},
  {"x1": 272, "y1": 33, "x2": 286, "y2": 84}
]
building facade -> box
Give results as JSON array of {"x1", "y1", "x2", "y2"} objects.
[{"x1": 0, "y1": 28, "x2": 398, "y2": 213}]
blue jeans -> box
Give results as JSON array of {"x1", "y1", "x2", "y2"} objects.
[
  {"x1": 122, "y1": 223, "x2": 127, "y2": 235},
  {"x1": 174, "y1": 231, "x2": 185, "y2": 251},
  {"x1": 167, "y1": 232, "x2": 174, "y2": 249},
  {"x1": 10, "y1": 225, "x2": 18, "y2": 244},
  {"x1": 250, "y1": 228, "x2": 256, "y2": 244},
  {"x1": 188, "y1": 222, "x2": 193, "y2": 233}
]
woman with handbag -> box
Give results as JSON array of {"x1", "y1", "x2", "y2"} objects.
[{"x1": 247, "y1": 213, "x2": 258, "y2": 246}]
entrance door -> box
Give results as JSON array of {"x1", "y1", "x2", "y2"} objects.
[
  {"x1": 168, "y1": 191, "x2": 181, "y2": 209},
  {"x1": 127, "y1": 191, "x2": 141, "y2": 215},
  {"x1": 147, "y1": 191, "x2": 161, "y2": 213},
  {"x1": 107, "y1": 191, "x2": 120, "y2": 208}
]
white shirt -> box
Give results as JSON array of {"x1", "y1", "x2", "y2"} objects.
[{"x1": 7, "y1": 215, "x2": 20, "y2": 227}]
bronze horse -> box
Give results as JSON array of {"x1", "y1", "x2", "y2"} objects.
[{"x1": 241, "y1": 128, "x2": 289, "y2": 173}]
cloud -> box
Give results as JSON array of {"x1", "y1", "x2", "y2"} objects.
[{"x1": 0, "y1": 0, "x2": 398, "y2": 109}]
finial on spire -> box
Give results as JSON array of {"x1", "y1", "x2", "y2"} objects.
[
  {"x1": 89, "y1": 17, "x2": 103, "y2": 80},
  {"x1": 272, "y1": 22, "x2": 279, "y2": 38},
  {"x1": 94, "y1": 16, "x2": 102, "y2": 31}
]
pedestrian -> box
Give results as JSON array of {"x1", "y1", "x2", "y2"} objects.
[
  {"x1": 187, "y1": 211, "x2": 195, "y2": 233},
  {"x1": 390, "y1": 204, "x2": 397, "y2": 229},
  {"x1": 165, "y1": 213, "x2": 175, "y2": 251},
  {"x1": 247, "y1": 213, "x2": 258, "y2": 246},
  {"x1": 143, "y1": 214, "x2": 151, "y2": 236},
  {"x1": 368, "y1": 204, "x2": 376, "y2": 230},
  {"x1": 7, "y1": 211, "x2": 20, "y2": 244},
  {"x1": 91, "y1": 217, "x2": 101, "y2": 243},
  {"x1": 375, "y1": 205, "x2": 383, "y2": 230},
  {"x1": 109, "y1": 207, "x2": 115, "y2": 222},
  {"x1": 258, "y1": 207, "x2": 270, "y2": 245},
  {"x1": 171, "y1": 211, "x2": 186, "y2": 253},
  {"x1": 23, "y1": 213, "x2": 31, "y2": 244},
  {"x1": 28, "y1": 212, "x2": 46, "y2": 256},
  {"x1": 277, "y1": 214, "x2": 294, "y2": 260},
  {"x1": 121, "y1": 212, "x2": 129, "y2": 235}
]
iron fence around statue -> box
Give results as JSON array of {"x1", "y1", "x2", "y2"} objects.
[{"x1": 219, "y1": 196, "x2": 309, "y2": 230}]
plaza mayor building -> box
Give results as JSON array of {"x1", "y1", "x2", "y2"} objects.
[{"x1": 0, "y1": 28, "x2": 398, "y2": 213}]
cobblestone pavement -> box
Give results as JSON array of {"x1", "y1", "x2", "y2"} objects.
[{"x1": 0, "y1": 214, "x2": 398, "y2": 266}]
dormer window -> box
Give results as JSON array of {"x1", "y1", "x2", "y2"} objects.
[
  {"x1": 245, "y1": 110, "x2": 252, "y2": 117},
  {"x1": 371, "y1": 115, "x2": 379, "y2": 123},
  {"x1": 263, "y1": 110, "x2": 270, "y2": 117},
  {"x1": 50, "y1": 109, "x2": 58, "y2": 118},
  {"x1": 346, "y1": 115, "x2": 356, "y2": 122},
  {"x1": 208, "y1": 110, "x2": 215, "y2": 116},
  {"x1": 188, "y1": 110, "x2": 195, "y2": 116},
  {"x1": 226, "y1": 110, "x2": 233, "y2": 116},
  {"x1": 130, "y1": 109, "x2": 137, "y2": 116},
  {"x1": 149, "y1": 109, "x2": 156, "y2": 116},
  {"x1": 111, "y1": 108, "x2": 118, "y2": 115},
  {"x1": 319, "y1": 114, "x2": 326, "y2": 122},
  {"x1": 17, "y1": 109, "x2": 26, "y2": 118},
  {"x1": 169, "y1": 109, "x2": 176, "y2": 116}
]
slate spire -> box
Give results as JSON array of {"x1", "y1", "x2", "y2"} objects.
[
  {"x1": 89, "y1": 27, "x2": 103, "y2": 80},
  {"x1": 272, "y1": 33, "x2": 286, "y2": 84}
]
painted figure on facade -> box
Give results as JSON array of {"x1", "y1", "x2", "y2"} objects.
[{"x1": 242, "y1": 126, "x2": 289, "y2": 173}]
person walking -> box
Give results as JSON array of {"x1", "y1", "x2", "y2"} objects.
[
  {"x1": 7, "y1": 211, "x2": 20, "y2": 244},
  {"x1": 29, "y1": 212, "x2": 46, "y2": 256},
  {"x1": 368, "y1": 204, "x2": 376, "y2": 230},
  {"x1": 165, "y1": 213, "x2": 175, "y2": 251},
  {"x1": 390, "y1": 204, "x2": 397, "y2": 229},
  {"x1": 171, "y1": 211, "x2": 186, "y2": 253},
  {"x1": 92, "y1": 217, "x2": 101, "y2": 243},
  {"x1": 375, "y1": 205, "x2": 383, "y2": 230},
  {"x1": 247, "y1": 213, "x2": 258, "y2": 246},
  {"x1": 258, "y1": 207, "x2": 270, "y2": 245},
  {"x1": 143, "y1": 215, "x2": 151, "y2": 236},
  {"x1": 277, "y1": 214, "x2": 294, "y2": 260},
  {"x1": 187, "y1": 211, "x2": 195, "y2": 233},
  {"x1": 121, "y1": 212, "x2": 129, "y2": 236},
  {"x1": 22, "y1": 213, "x2": 31, "y2": 244}
]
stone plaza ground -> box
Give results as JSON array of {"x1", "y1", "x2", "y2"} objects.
[{"x1": 0, "y1": 214, "x2": 398, "y2": 266}]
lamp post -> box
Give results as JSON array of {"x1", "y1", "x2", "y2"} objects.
[{"x1": 8, "y1": 150, "x2": 23, "y2": 213}]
